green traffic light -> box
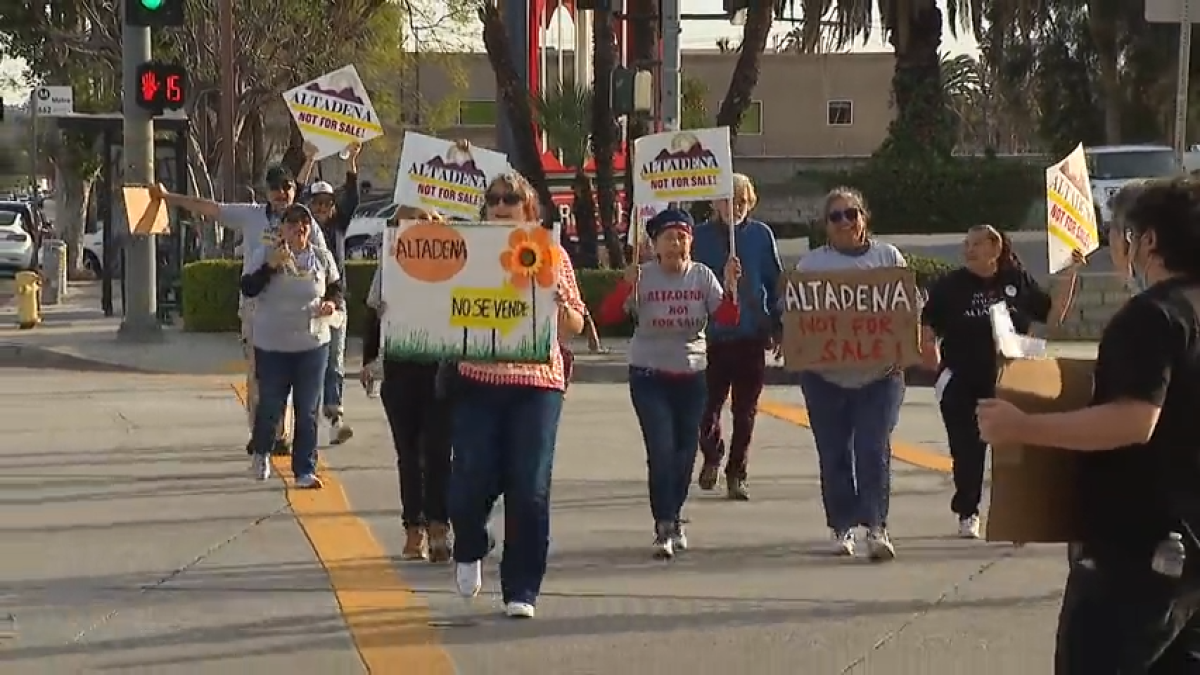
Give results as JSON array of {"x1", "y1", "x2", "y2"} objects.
[{"x1": 140, "y1": 0, "x2": 164, "y2": 9}]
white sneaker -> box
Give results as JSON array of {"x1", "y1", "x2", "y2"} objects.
[
  {"x1": 866, "y1": 528, "x2": 896, "y2": 561},
  {"x1": 670, "y1": 523, "x2": 688, "y2": 552},
  {"x1": 455, "y1": 561, "x2": 482, "y2": 598},
  {"x1": 295, "y1": 474, "x2": 323, "y2": 489},
  {"x1": 505, "y1": 601, "x2": 536, "y2": 619},
  {"x1": 831, "y1": 529, "x2": 855, "y2": 556},
  {"x1": 652, "y1": 535, "x2": 674, "y2": 560},
  {"x1": 251, "y1": 455, "x2": 270, "y2": 481},
  {"x1": 958, "y1": 515, "x2": 981, "y2": 540}
]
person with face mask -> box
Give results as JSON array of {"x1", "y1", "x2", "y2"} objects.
[
  {"x1": 920, "y1": 225, "x2": 1082, "y2": 539},
  {"x1": 977, "y1": 177, "x2": 1200, "y2": 673},
  {"x1": 691, "y1": 173, "x2": 783, "y2": 501},
  {"x1": 151, "y1": 165, "x2": 327, "y2": 455},
  {"x1": 302, "y1": 141, "x2": 361, "y2": 445},
  {"x1": 595, "y1": 209, "x2": 742, "y2": 559}
]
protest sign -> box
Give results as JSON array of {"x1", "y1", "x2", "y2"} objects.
[
  {"x1": 283, "y1": 65, "x2": 383, "y2": 160},
  {"x1": 393, "y1": 132, "x2": 513, "y2": 220},
  {"x1": 121, "y1": 186, "x2": 169, "y2": 235},
  {"x1": 1046, "y1": 144, "x2": 1100, "y2": 273},
  {"x1": 632, "y1": 127, "x2": 733, "y2": 205},
  {"x1": 381, "y1": 220, "x2": 559, "y2": 364},
  {"x1": 779, "y1": 267, "x2": 921, "y2": 371}
]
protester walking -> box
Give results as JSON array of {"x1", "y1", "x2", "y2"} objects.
[
  {"x1": 976, "y1": 177, "x2": 1200, "y2": 673},
  {"x1": 151, "y1": 165, "x2": 327, "y2": 455},
  {"x1": 795, "y1": 187, "x2": 906, "y2": 561},
  {"x1": 920, "y1": 224, "x2": 1081, "y2": 539},
  {"x1": 239, "y1": 204, "x2": 342, "y2": 487},
  {"x1": 304, "y1": 141, "x2": 362, "y2": 445},
  {"x1": 596, "y1": 208, "x2": 741, "y2": 559},
  {"x1": 692, "y1": 173, "x2": 783, "y2": 501},
  {"x1": 362, "y1": 206, "x2": 453, "y2": 563},
  {"x1": 449, "y1": 172, "x2": 586, "y2": 619}
]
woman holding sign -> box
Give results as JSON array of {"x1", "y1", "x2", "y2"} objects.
[
  {"x1": 795, "y1": 188, "x2": 907, "y2": 561},
  {"x1": 449, "y1": 172, "x2": 587, "y2": 619},
  {"x1": 596, "y1": 209, "x2": 742, "y2": 560}
]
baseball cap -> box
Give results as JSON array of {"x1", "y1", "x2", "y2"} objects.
[{"x1": 309, "y1": 181, "x2": 335, "y2": 196}]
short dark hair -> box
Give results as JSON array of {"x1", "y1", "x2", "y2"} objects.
[
  {"x1": 265, "y1": 165, "x2": 294, "y2": 189},
  {"x1": 1124, "y1": 176, "x2": 1200, "y2": 275}
]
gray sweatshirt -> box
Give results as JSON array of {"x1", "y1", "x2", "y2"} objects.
[{"x1": 627, "y1": 261, "x2": 727, "y2": 373}]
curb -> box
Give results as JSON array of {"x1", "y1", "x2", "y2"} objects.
[{"x1": 0, "y1": 343, "x2": 160, "y2": 374}]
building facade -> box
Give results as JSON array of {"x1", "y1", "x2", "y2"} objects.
[{"x1": 414, "y1": 50, "x2": 895, "y2": 158}]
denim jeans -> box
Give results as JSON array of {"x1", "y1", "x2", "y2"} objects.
[
  {"x1": 322, "y1": 324, "x2": 346, "y2": 416},
  {"x1": 449, "y1": 377, "x2": 564, "y2": 606},
  {"x1": 797, "y1": 372, "x2": 904, "y2": 532},
  {"x1": 252, "y1": 345, "x2": 328, "y2": 477},
  {"x1": 628, "y1": 367, "x2": 707, "y2": 524}
]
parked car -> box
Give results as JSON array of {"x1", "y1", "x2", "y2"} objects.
[{"x1": 0, "y1": 211, "x2": 37, "y2": 271}]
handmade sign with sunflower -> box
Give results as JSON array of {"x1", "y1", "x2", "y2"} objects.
[{"x1": 381, "y1": 220, "x2": 560, "y2": 363}]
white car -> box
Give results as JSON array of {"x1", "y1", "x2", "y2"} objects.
[
  {"x1": 0, "y1": 211, "x2": 37, "y2": 271},
  {"x1": 345, "y1": 208, "x2": 392, "y2": 260},
  {"x1": 1086, "y1": 145, "x2": 1178, "y2": 225}
]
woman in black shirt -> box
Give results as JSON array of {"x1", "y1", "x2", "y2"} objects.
[
  {"x1": 920, "y1": 225, "x2": 1081, "y2": 538},
  {"x1": 977, "y1": 177, "x2": 1200, "y2": 674}
]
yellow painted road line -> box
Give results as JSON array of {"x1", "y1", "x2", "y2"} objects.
[
  {"x1": 759, "y1": 400, "x2": 953, "y2": 474},
  {"x1": 232, "y1": 382, "x2": 455, "y2": 674}
]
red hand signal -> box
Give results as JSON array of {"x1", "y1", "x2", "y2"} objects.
[{"x1": 140, "y1": 71, "x2": 160, "y2": 102}]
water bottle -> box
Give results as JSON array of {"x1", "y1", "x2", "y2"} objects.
[
  {"x1": 1152, "y1": 532, "x2": 1187, "y2": 578},
  {"x1": 365, "y1": 376, "x2": 380, "y2": 399}
]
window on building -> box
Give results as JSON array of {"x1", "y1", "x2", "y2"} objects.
[
  {"x1": 458, "y1": 100, "x2": 498, "y2": 127},
  {"x1": 739, "y1": 100, "x2": 763, "y2": 135},
  {"x1": 827, "y1": 100, "x2": 853, "y2": 126}
]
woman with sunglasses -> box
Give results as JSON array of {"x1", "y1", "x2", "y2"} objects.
[
  {"x1": 795, "y1": 187, "x2": 907, "y2": 561},
  {"x1": 596, "y1": 209, "x2": 741, "y2": 559},
  {"x1": 449, "y1": 173, "x2": 587, "y2": 619},
  {"x1": 362, "y1": 206, "x2": 455, "y2": 563},
  {"x1": 240, "y1": 204, "x2": 342, "y2": 488},
  {"x1": 920, "y1": 225, "x2": 1081, "y2": 539}
]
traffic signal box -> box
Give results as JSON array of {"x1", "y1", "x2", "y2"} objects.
[
  {"x1": 134, "y1": 62, "x2": 188, "y2": 114},
  {"x1": 126, "y1": 0, "x2": 185, "y2": 27}
]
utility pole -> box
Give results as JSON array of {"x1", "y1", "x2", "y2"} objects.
[
  {"x1": 1146, "y1": 0, "x2": 1197, "y2": 171},
  {"x1": 118, "y1": 1, "x2": 161, "y2": 341},
  {"x1": 661, "y1": 0, "x2": 682, "y2": 131},
  {"x1": 218, "y1": 0, "x2": 236, "y2": 202}
]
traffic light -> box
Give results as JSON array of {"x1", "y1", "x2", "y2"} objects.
[
  {"x1": 134, "y1": 62, "x2": 188, "y2": 114},
  {"x1": 126, "y1": 0, "x2": 185, "y2": 27}
]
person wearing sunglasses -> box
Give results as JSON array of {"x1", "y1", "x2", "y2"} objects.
[
  {"x1": 691, "y1": 173, "x2": 783, "y2": 501},
  {"x1": 920, "y1": 225, "x2": 1081, "y2": 540},
  {"x1": 794, "y1": 187, "x2": 907, "y2": 561},
  {"x1": 302, "y1": 141, "x2": 362, "y2": 446},
  {"x1": 240, "y1": 204, "x2": 341, "y2": 488},
  {"x1": 449, "y1": 173, "x2": 586, "y2": 619},
  {"x1": 596, "y1": 209, "x2": 742, "y2": 559},
  {"x1": 151, "y1": 164, "x2": 328, "y2": 457}
]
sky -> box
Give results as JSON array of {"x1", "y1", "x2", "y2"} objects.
[{"x1": 0, "y1": 0, "x2": 979, "y2": 100}]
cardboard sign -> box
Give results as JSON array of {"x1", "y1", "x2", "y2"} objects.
[
  {"x1": 121, "y1": 186, "x2": 169, "y2": 235},
  {"x1": 283, "y1": 65, "x2": 383, "y2": 159},
  {"x1": 779, "y1": 267, "x2": 921, "y2": 371},
  {"x1": 986, "y1": 357, "x2": 1094, "y2": 544},
  {"x1": 392, "y1": 132, "x2": 513, "y2": 220},
  {"x1": 381, "y1": 220, "x2": 559, "y2": 364},
  {"x1": 632, "y1": 127, "x2": 733, "y2": 204},
  {"x1": 1046, "y1": 144, "x2": 1100, "y2": 273}
]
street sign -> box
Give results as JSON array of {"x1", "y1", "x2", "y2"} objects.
[
  {"x1": 33, "y1": 86, "x2": 74, "y2": 117},
  {"x1": 1146, "y1": 0, "x2": 1200, "y2": 23},
  {"x1": 1146, "y1": 0, "x2": 1198, "y2": 169}
]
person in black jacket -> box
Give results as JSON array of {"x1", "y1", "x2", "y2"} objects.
[
  {"x1": 920, "y1": 224, "x2": 1082, "y2": 539},
  {"x1": 302, "y1": 141, "x2": 361, "y2": 445},
  {"x1": 362, "y1": 205, "x2": 454, "y2": 562}
]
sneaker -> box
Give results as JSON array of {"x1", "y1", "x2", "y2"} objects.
[
  {"x1": 456, "y1": 561, "x2": 482, "y2": 598},
  {"x1": 250, "y1": 454, "x2": 271, "y2": 481},
  {"x1": 726, "y1": 477, "x2": 749, "y2": 501},
  {"x1": 671, "y1": 522, "x2": 689, "y2": 552},
  {"x1": 504, "y1": 601, "x2": 536, "y2": 619},
  {"x1": 652, "y1": 522, "x2": 675, "y2": 560},
  {"x1": 330, "y1": 415, "x2": 354, "y2": 446},
  {"x1": 866, "y1": 528, "x2": 896, "y2": 562},
  {"x1": 295, "y1": 473, "x2": 324, "y2": 489},
  {"x1": 697, "y1": 463, "x2": 719, "y2": 491},
  {"x1": 427, "y1": 522, "x2": 452, "y2": 563},
  {"x1": 402, "y1": 525, "x2": 428, "y2": 561},
  {"x1": 958, "y1": 515, "x2": 981, "y2": 540},
  {"x1": 831, "y1": 529, "x2": 855, "y2": 556},
  {"x1": 245, "y1": 438, "x2": 254, "y2": 456},
  {"x1": 271, "y1": 438, "x2": 292, "y2": 457}
]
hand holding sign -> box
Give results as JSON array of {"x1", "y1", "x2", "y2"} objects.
[
  {"x1": 723, "y1": 255, "x2": 742, "y2": 293},
  {"x1": 623, "y1": 259, "x2": 641, "y2": 286}
]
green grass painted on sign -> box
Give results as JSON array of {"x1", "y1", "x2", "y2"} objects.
[{"x1": 384, "y1": 321, "x2": 556, "y2": 364}]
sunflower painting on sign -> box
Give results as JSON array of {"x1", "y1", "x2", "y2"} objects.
[{"x1": 381, "y1": 220, "x2": 560, "y2": 363}]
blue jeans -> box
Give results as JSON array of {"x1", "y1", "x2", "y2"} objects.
[
  {"x1": 449, "y1": 377, "x2": 564, "y2": 606},
  {"x1": 322, "y1": 324, "x2": 346, "y2": 416},
  {"x1": 797, "y1": 372, "x2": 904, "y2": 532},
  {"x1": 628, "y1": 367, "x2": 707, "y2": 524},
  {"x1": 252, "y1": 345, "x2": 328, "y2": 477}
]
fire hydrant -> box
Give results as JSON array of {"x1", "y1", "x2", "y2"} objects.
[{"x1": 14, "y1": 270, "x2": 41, "y2": 330}]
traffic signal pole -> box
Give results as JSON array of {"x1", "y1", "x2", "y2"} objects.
[
  {"x1": 118, "y1": 2, "x2": 161, "y2": 340},
  {"x1": 661, "y1": 0, "x2": 681, "y2": 131}
]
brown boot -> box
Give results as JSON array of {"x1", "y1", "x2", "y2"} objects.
[
  {"x1": 402, "y1": 525, "x2": 427, "y2": 561},
  {"x1": 427, "y1": 522, "x2": 452, "y2": 563}
]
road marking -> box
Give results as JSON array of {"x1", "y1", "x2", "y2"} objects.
[
  {"x1": 759, "y1": 400, "x2": 953, "y2": 474},
  {"x1": 232, "y1": 382, "x2": 455, "y2": 674}
]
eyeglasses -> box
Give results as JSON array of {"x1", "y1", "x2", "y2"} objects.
[
  {"x1": 827, "y1": 207, "x2": 861, "y2": 224},
  {"x1": 268, "y1": 182, "x2": 295, "y2": 192},
  {"x1": 485, "y1": 192, "x2": 522, "y2": 206}
]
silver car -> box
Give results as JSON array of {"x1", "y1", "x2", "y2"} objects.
[{"x1": 0, "y1": 211, "x2": 36, "y2": 271}]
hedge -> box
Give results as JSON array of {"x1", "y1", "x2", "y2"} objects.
[{"x1": 182, "y1": 254, "x2": 954, "y2": 338}]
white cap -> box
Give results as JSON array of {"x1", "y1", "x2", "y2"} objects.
[{"x1": 309, "y1": 181, "x2": 335, "y2": 196}]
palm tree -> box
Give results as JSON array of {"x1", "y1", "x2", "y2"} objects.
[
  {"x1": 533, "y1": 80, "x2": 601, "y2": 268},
  {"x1": 590, "y1": 7, "x2": 624, "y2": 267},
  {"x1": 715, "y1": 1, "x2": 776, "y2": 135},
  {"x1": 624, "y1": 0, "x2": 658, "y2": 237}
]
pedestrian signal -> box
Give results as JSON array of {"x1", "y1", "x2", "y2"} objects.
[{"x1": 134, "y1": 62, "x2": 187, "y2": 113}]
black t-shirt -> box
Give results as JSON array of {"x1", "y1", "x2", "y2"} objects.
[
  {"x1": 920, "y1": 266, "x2": 1052, "y2": 389},
  {"x1": 1077, "y1": 277, "x2": 1200, "y2": 560}
]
